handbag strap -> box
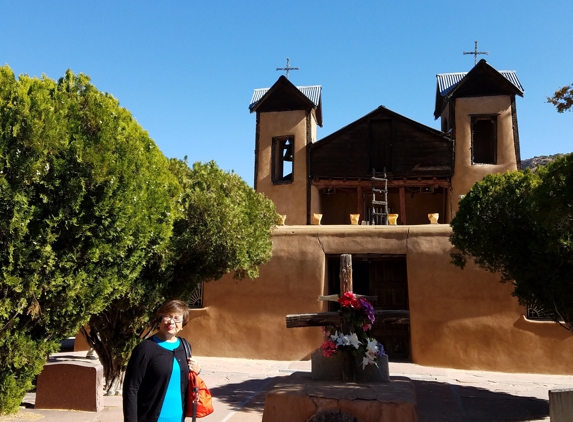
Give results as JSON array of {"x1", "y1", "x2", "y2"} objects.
[{"x1": 180, "y1": 337, "x2": 192, "y2": 359}]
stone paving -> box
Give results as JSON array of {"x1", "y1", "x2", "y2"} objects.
[{"x1": 2, "y1": 352, "x2": 573, "y2": 421}]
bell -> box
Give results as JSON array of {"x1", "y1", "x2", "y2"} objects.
[{"x1": 283, "y1": 144, "x2": 293, "y2": 161}]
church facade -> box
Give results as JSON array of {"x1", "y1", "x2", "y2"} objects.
[{"x1": 181, "y1": 60, "x2": 573, "y2": 375}]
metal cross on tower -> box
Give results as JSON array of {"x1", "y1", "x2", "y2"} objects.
[
  {"x1": 276, "y1": 57, "x2": 299, "y2": 79},
  {"x1": 463, "y1": 41, "x2": 489, "y2": 65}
]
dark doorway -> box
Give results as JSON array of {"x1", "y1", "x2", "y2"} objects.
[{"x1": 327, "y1": 254, "x2": 410, "y2": 360}]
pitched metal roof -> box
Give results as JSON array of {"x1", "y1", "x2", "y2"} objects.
[
  {"x1": 436, "y1": 70, "x2": 524, "y2": 97},
  {"x1": 249, "y1": 85, "x2": 322, "y2": 110}
]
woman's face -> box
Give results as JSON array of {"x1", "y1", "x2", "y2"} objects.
[{"x1": 158, "y1": 312, "x2": 184, "y2": 340}]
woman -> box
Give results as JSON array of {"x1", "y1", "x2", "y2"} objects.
[{"x1": 123, "y1": 300, "x2": 200, "y2": 422}]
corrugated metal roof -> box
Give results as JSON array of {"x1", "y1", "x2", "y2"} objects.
[
  {"x1": 249, "y1": 85, "x2": 322, "y2": 110},
  {"x1": 436, "y1": 71, "x2": 524, "y2": 97}
]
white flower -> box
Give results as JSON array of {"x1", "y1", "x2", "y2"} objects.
[
  {"x1": 330, "y1": 331, "x2": 361, "y2": 349},
  {"x1": 366, "y1": 339, "x2": 379, "y2": 355},
  {"x1": 348, "y1": 333, "x2": 361, "y2": 349}
]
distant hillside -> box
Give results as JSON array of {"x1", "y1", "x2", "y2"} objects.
[{"x1": 521, "y1": 153, "x2": 567, "y2": 171}]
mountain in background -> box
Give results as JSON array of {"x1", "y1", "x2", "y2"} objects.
[{"x1": 521, "y1": 153, "x2": 567, "y2": 171}]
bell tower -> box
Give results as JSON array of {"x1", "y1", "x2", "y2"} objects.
[
  {"x1": 434, "y1": 60, "x2": 524, "y2": 217},
  {"x1": 249, "y1": 76, "x2": 322, "y2": 225}
]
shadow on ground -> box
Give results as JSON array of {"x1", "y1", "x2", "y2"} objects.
[
  {"x1": 412, "y1": 379, "x2": 548, "y2": 422},
  {"x1": 209, "y1": 376, "x2": 283, "y2": 414},
  {"x1": 209, "y1": 374, "x2": 549, "y2": 421}
]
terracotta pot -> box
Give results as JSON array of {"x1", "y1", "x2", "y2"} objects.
[
  {"x1": 349, "y1": 214, "x2": 360, "y2": 225},
  {"x1": 277, "y1": 215, "x2": 286, "y2": 226},
  {"x1": 388, "y1": 214, "x2": 399, "y2": 225},
  {"x1": 428, "y1": 213, "x2": 439, "y2": 224},
  {"x1": 312, "y1": 213, "x2": 323, "y2": 225}
]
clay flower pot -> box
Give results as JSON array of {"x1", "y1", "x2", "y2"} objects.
[
  {"x1": 349, "y1": 214, "x2": 360, "y2": 225},
  {"x1": 428, "y1": 213, "x2": 439, "y2": 224},
  {"x1": 277, "y1": 215, "x2": 286, "y2": 226},
  {"x1": 388, "y1": 214, "x2": 399, "y2": 225}
]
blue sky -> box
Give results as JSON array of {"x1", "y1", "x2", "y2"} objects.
[{"x1": 2, "y1": 1, "x2": 572, "y2": 185}]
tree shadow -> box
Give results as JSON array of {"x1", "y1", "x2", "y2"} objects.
[
  {"x1": 209, "y1": 373, "x2": 550, "y2": 421},
  {"x1": 209, "y1": 376, "x2": 284, "y2": 414}
]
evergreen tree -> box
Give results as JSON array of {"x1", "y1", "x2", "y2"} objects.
[
  {"x1": 450, "y1": 153, "x2": 573, "y2": 332},
  {"x1": 0, "y1": 66, "x2": 178, "y2": 413},
  {"x1": 83, "y1": 159, "x2": 278, "y2": 394}
]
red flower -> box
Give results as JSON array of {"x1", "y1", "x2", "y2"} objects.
[
  {"x1": 338, "y1": 291, "x2": 361, "y2": 309},
  {"x1": 320, "y1": 340, "x2": 337, "y2": 357}
]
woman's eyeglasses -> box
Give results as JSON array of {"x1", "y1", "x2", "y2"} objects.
[{"x1": 162, "y1": 316, "x2": 183, "y2": 324}]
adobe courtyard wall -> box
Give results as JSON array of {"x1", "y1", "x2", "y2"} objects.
[{"x1": 181, "y1": 225, "x2": 573, "y2": 375}]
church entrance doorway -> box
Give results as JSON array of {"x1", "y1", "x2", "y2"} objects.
[{"x1": 327, "y1": 254, "x2": 410, "y2": 361}]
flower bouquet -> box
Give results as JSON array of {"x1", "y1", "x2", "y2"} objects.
[{"x1": 320, "y1": 292, "x2": 386, "y2": 370}]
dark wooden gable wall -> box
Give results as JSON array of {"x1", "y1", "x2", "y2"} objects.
[
  {"x1": 251, "y1": 76, "x2": 316, "y2": 115},
  {"x1": 310, "y1": 106, "x2": 453, "y2": 179}
]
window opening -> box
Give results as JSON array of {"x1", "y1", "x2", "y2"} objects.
[
  {"x1": 272, "y1": 136, "x2": 294, "y2": 183},
  {"x1": 188, "y1": 282, "x2": 204, "y2": 308},
  {"x1": 526, "y1": 306, "x2": 552, "y2": 322},
  {"x1": 471, "y1": 115, "x2": 497, "y2": 164}
]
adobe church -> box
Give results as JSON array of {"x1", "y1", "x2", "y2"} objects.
[{"x1": 181, "y1": 60, "x2": 573, "y2": 375}]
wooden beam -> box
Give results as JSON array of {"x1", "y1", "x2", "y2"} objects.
[
  {"x1": 399, "y1": 186, "x2": 407, "y2": 225},
  {"x1": 286, "y1": 310, "x2": 410, "y2": 328},
  {"x1": 313, "y1": 179, "x2": 451, "y2": 190},
  {"x1": 357, "y1": 185, "x2": 363, "y2": 219},
  {"x1": 340, "y1": 254, "x2": 352, "y2": 294}
]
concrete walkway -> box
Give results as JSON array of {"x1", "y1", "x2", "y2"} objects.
[{"x1": 2, "y1": 351, "x2": 572, "y2": 422}]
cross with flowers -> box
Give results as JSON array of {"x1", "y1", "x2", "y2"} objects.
[{"x1": 286, "y1": 254, "x2": 409, "y2": 381}]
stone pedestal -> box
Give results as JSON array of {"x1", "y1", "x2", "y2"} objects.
[
  {"x1": 311, "y1": 350, "x2": 389, "y2": 383},
  {"x1": 35, "y1": 361, "x2": 104, "y2": 412},
  {"x1": 262, "y1": 372, "x2": 417, "y2": 422}
]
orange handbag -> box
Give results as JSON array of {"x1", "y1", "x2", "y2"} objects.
[
  {"x1": 186, "y1": 371, "x2": 214, "y2": 419},
  {"x1": 181, "y1": 337, "x2": 214, "y2": 420}
]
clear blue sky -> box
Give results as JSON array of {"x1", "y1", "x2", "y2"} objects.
[{"x1": 2, "y1": 1, "x2": 572, "y2": 185}]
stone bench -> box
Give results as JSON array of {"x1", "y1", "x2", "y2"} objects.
[{"x1": 35, "y1": 361, "x2": 104, "y2": 412}]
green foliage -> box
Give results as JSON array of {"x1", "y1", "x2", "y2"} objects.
[
  {"x1": 450, "y1": 153, "x2": 573, "y2": 331},
  {"x1": 84, "y1": 159, "x2": 278, "y2": 393},
  {"x1": 170, "y1": 160, "x2": 277, "y2": 284},
  {"x1": 0, "y1": 65, "x2": 178, "y2": 412},
  {"x1": 0, "y1": 331, "x2": 58, "y2": 414},
  {"x1": 547, "y1": 84, "x2": 573, "y2": 113}
]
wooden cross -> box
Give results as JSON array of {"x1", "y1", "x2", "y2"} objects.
[
  {"x1": 463, "y1": 41, "x2": 489, "y2": 65},
  {"x1": 286, "y1": 254, "x2": 409, "y2": 329},
  {"x1": 285, "y1": 254, "x2": 409, "y2": 381},
  {"x1": 276, "y1": 57, "x2": 299, "y2": 80}
]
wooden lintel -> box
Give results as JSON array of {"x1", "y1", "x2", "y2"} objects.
[
  {"x1": 313, "y1": 179, "x2": 451, "y2": 189},
  {"x1": 286, "y1": 310, "x2": 410, "y2": 328}
]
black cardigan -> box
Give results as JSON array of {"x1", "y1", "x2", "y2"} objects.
[{"x1": 123, "y1": 338, "x2": 190, "y2": 422}]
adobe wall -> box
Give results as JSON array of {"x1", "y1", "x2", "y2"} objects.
[
  {"x1": 451, "y1": 96, "x2": 518, "y2": 215},
  {"x1": 182, "y1": 225, "x2": 573, "y2": 375}
]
